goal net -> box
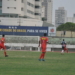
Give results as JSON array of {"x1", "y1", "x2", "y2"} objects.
[{"x1": 0, "y1": 35, "x2": 40, "y2": 51}]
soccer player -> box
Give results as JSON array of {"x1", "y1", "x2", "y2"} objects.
[
  {"x1": 38, "y1": 33, "x2": 48, "y2": 61},
  {"x1": 0, "y1": 34, "x2": 8, "y2": 57},
  {"x1": 61, "y1": 39, "x2": 68, "y2": 54}
]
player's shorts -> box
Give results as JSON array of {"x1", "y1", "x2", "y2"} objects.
[
  {"x1": 64, "y1": 47, "x2": 68, "y2": 51},
  {"x1": 41, "y1": 47, "x2": 46, "y2": 52},
  {"x1": 62, "y1": 46, "x2": 65, "y2": 49},
  {"x1": 62, "y1": 46, "x2": 64, "y2": 50},
  {"x1": 0, "y1": 44, "x2": 6, "y2": 49}
]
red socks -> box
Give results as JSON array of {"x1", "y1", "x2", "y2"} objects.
[
  {"x1": 40, "y1": 53, "x2": 43, "y2": 59},
  {"x1": 40, "y1": 53, "x2": 45, "y2": 59},
  {"x1": 42, "y1": 53, "x2": 45, "y2": 59}
]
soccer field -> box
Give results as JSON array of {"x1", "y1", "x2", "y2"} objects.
[{"x1": 0, "y1": 51, "x2": 75, "y2": 75}]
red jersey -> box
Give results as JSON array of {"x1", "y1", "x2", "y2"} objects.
[
  {"x1": 0, "y1": 37, "x2": 6, "y2": 49},
  {"x1": 0, "y1": 38, "x2": 1, "y2": 43},
  {"x1": 0, "y1": 37, "x2": 5, "y2": 44},
  {"x1": 40, "y1": 36, "x2": 48, "y2": 48}
]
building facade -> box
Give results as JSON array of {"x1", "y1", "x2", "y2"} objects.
[
  {"x1": 66, "y1": 14, "x2": 75, "y2": 23},
  {"x1": 0, "y1": 17, "x2": 43, "y2": 26},
  {"x1": 66, "y1": 17, "x2": 75, "y2": 23},
  {"x1": 55, "y1": 7, "x2": 67, "y2": 27},
  {"x1": 43, "y1": 0, "x2": 53, "y2": 24},
  {"x1": 0, "y1": 0, "x2": 42, "y2": 20}
]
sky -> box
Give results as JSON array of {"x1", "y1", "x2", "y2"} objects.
[{"x1": 53, "y1": 0, "x2": 75, "y2": 23}]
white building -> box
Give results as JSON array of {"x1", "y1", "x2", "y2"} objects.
[
  {"x1": 0, "y1": 0, "x2": 45, "y2": 26},
  {"x1": 55, "y1": 7, "x2": 67, "y2": 27},
  {"x1": 66, "y1": 17, "x2": 73, "y2": 23},
  {"x1": 0, "y1": 0, "x2": 54, "y2": 26},
  {"x1": 43, "y1": 0, "x2": 53, "y2": 24},
  {"x1": 66, "y1": 14, "x2": 75, "y2": 23},
  {"x1": 0, "y1": 17, "x2": 43, "y2": 26},
  {"x1": 2, "y1": 0, "x2": 42, "y2": 20},
  {"x1": 66, "y1": 17, "x2": 75, "y2": 23}
]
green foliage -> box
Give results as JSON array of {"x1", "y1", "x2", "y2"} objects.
[
  {"x1": 0, "y1": 51, "x2": 75, "y2": 75},
  {"x1": 57, "y1": 22, "x2": 75, "y2": 31}
]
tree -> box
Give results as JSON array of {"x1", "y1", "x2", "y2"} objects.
[{"x1": 57, "y1": 22, "x2": 75, "y2": 31}]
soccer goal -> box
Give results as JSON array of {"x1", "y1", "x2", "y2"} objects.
[{"x1": 0, "y1": 35, "x2": 40, "y2": 51}]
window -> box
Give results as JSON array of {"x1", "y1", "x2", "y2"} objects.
[
  {"x1": 10, "y1": 15, "x2": 13, "y2": 17},
  {"x1": 21, "y1": 7, "x2": 23, "y2": 11},
  {"x1": 7, "y1": 7, "x2": 9, "y2": 9},
  {"x1": 49, "y1": 0, "x2": 51, "y2": 2},
  {"x1": 27, "y1": 10, "x2": 34, "y2": 15},
  {"x1": 0, "y1": 0, "x2": 2, "y2": 2},
  {"x1": 14, "y1": 7, "x2": 16, "y2": 9},
  {"x1": 31, "y1": 4, "x2": 34, "y2": 7},
  {"x1": 27, "y1": 2, "x2": 34, "y2": 7},
  {"x1": 0, "y1": 6, "x2": 2, "y2": 8},
  {"x1": 35, "y1": 0, "x2": 40, "y2": 1},
  {"x1": 27, "y1": 2, "x2": 30, "y2": 6},
  {"x1": 35, "y1": 13, "x2": 41, "y2": 15},
  {"x1": 21, "y1": 0, "x2": 23, "y2": 3},
  {"x1": 35, "y1": 6, "x2": 40, "y2": 8}
]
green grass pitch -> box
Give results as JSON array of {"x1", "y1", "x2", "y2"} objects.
[{"x1": 0, "y1": 51, "x2": 75, "y2": 75}]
